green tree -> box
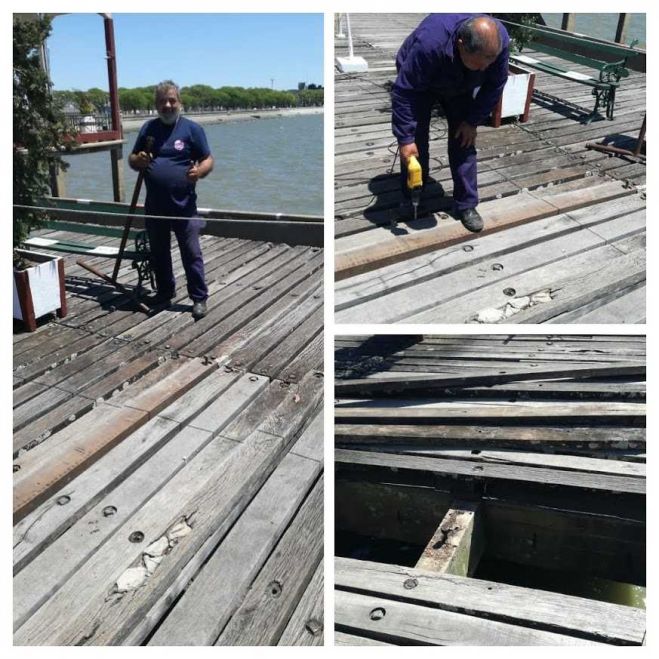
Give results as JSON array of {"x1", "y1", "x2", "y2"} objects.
[
  {"x1": 13, "y1": 15, "x2": 70, "y2": 254},
  {"x1": 492, "y1": 13, "x2": 542, "y2": 51}
]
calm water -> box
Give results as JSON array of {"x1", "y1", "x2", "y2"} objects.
[
  {"x1": 62, "y1": 113, "x2": 324, "y2": 216},
  {"x1": 542, "y1": 13, "x2": 646, "y2": 48}
]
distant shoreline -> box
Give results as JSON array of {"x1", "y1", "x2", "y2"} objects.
[{"x1": 121, "y1": 106, "x2": 323, "y2": 131}]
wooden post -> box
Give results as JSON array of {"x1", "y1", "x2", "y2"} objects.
[
  {"x1": 48, "y1": 160, "x2": 66, "y2": 198},
  {"x1": 615, "y1": 14, "x2": 631, "y2": 44},
  {"x1": 110, "y1": 145, "x2": 125, "y2": 202},
  {"x1": 561, "y1": 14, "x2": 576, "y2": 32},
  {"x1": 415, "y1": 500, "x2": 484, "y2": 576}
]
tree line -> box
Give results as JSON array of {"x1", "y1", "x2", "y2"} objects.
[{"x1": 53, "y1": 83, "x2": 324, "y2": 115}]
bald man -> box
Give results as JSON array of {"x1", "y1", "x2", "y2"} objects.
[{"x1": 392, "y1": 14, "x2": 510, "y2": 232}]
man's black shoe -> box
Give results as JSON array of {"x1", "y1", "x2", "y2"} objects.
[
  {"x1": 146, "y1": 291, "x2": 174, "y2": 307},
  {"x1": 192, "y1": 300, "x2": 207, "y2": 320},
  {"x1": 455, "y1": 208, "x2": 484, "y2": 233}
]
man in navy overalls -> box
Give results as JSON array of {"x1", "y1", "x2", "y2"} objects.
[
  {"x1": 392, "y1": 14, "x2": 509, "y2": 232},
  {"x1": 130, "y1": 80, "x2": 214, "y2": 319}
]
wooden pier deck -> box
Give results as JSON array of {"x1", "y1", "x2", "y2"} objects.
[
  {"x1": 13, "y1": 228, "x2": 324, "y2": 645},
  {"x1": 334, "y1": 14, "x2": 646, "y2": 323},
  {"x1": 334, "y1": 334, "x2": 646, "y2": 646}
]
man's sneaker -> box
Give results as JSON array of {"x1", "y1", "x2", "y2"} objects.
[
  {"x1": 192, "y1": 300, "x2": 207, "y2": 320},
  {"x1": 454, "y1": 208, "x2": 484, "y2": 233}
]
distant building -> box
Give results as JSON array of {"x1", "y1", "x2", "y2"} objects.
[{"x1": 298, "y1": 82, "x2": 307, "y2": 91}]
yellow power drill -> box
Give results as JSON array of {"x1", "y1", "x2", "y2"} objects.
[{"x1": 407, "y1": 155, "x2": 423, "y2": 221}]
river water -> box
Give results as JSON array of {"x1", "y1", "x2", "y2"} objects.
[
  {"x1": 62, "y1": 113, "x2": 324, "y2": 216},
  {"x1": 541, "y1": 13, "x2": 646, "y2": 48}
]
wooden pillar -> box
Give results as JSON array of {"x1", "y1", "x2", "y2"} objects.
[
  {"x1": 615, "y1": 14, "x2": 631, "y2": 44},
  {"x1": 561, "y1": 14, "x2": 576, "y2": 32},
  {"x1": 110, "y1": 145, "x2": 125, "y2": 202},
  {"x1": 48, "y1": 160, "x2": 66, "y2": 198},
  {"x1": 415, "y1": 500, "x2": 484, "y2": 577}
]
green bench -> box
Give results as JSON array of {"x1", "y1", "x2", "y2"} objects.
[
  {"x1": 502, "y1": 20, "x2": 640, "y2": 121},
  {"x1": 18, "y1": 204, "x2": 154, "y2": 290}
]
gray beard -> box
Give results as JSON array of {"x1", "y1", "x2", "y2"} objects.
[{"x1": 158, "y1": 111, "x2": 179, "y2": 126}]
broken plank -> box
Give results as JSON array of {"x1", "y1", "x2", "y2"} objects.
[
  {"x1": 147, "y1": 452, "x2": 322, "y2": 646},
  {"x1": 14, "y1": 372, "x2": 322, "y2": 645}
]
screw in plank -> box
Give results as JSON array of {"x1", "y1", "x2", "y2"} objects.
[
  {"x1": 503, "y1": 287, "x2": 516, "y2": 297},
  {"x1": 268, "y1": 580, "x2": 283, "y2": 598},
  {"x1": 369, "y1": 607, "x2": 386, "y2": 621},
  {"x1": 305, "y1": 619, "x2": 323, "y2": 636},
  {"x1": 57, "y1": 495, "x2": 71, "y2": 506},
  {"x1": 463, "y1": 245, "x2": 474, "y2": 252},
  {"x1": 13, "y1": 465, "x2": 20, "y2": 473},
  {"x1": 249, "y1": 375, "x2": 259, "y2": 382},
  {"x1": 491, "y1": 263, "x2": 503, "y2": 271},
  {"x1": 103, "y1": 506, "x2": 117, "y2": 517},
  {"x1": 129, "y1": 531, "x2": 145, "y2": 543},
  {"x1": 403, "y1": 578, "x2": 418, "y2": 590}
]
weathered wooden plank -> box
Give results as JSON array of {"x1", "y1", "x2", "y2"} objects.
[
  {"x1": 334, "y1": 424, "x2": 646, "y2": 450},
  {"x1": 13, "y1": 371, "x2": 262, "y2": 577},
  {"x1": 147, "y1": 452, "x2": 321, "y2": 645},
  {"x1": 278, "y1": 559, "x2": 324, "y2": 646},
  {"x1": 415, "y1": 501, "x2": 483, "y2": 576},
  {"x1": 14, "y1": 372, "x2": 322, "y2": 645},
  {"x1": 215, "y1": 477, "x2": 323, "y2": 646},
  {"x1": 335, "y1": 181, "x2": 634, "y2": 280},
  {"x1": 13, "y1": 358, "x2": 218, "y2": 522},
  {"x1": 335, "y1": 362, "x2": 645, "y2": 395},
  {"x1": 335, "y1": 449, "x2": 645, "y2": 495},
  {"x1": 335, "y1": 401, "x2": 645, "y2": 423},
  {"x1": 335, "y1": 589, "x2": 603, "y2": 645},
  {"x1": 335, "y1": 558, "x2": 645, "y2": 644},
  {"x1": 334, "y1": 631, "x2": 393, "y2": 646}
]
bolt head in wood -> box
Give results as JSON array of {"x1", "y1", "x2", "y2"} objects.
[{"x1": 369, "y1": 607, "x2": 386, "y2": 621}]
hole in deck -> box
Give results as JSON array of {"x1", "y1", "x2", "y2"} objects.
[{"x1": 335, "y1": 476, "x2": 645, "y2": 608}]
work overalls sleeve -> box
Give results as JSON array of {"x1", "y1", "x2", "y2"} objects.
[
  {"x1": 464, "y1": 42, "x2": 510, "y2": 127},
  {"x1": 391, "y1": 40, "x2": 438, "y2": 145}
]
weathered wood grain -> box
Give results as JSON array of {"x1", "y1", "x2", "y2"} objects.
[{"x1": 335, "y1": 558, "x2": 645, "y2": 644}]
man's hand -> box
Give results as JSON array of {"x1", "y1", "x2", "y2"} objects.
[
  {"x1": 186, "y1": 164, "x2": 201, "y2": 182},
  {"x1": 186, "y1": 155, "x2": 214, "y2": 182},
  {"x1": 454, "y1": 122, "x2": 477, "y2": 148},
  {"x1": 131, "y1": 151, "x2": 151, "y2": 170},
  {"x1": 399, "y1": 142, "x2": 419, "y2": 164}
]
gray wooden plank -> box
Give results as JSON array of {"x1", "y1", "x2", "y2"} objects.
[
  {"x1": 147, "y1": 452, "x2": 321, "y2": 645},
  {"x1": 278, "y1": 560, "x2": 324, "y2": 646},
  {"x1": 335, "y1": 590, "x2": 603, "y2": 645},
  {"x1": 216, "y1": 477, "x2": 323, "y2": 645},
  {"x1": 335, "y1": 558, "x2": 645, "y2": 644},
  {"x1": 335, "y1": 449, "x2": 645, "y2": 495}
]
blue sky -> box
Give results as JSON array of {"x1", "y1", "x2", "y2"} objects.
[{"x1": 46, "y1": 13, "x2": 324, "y2": 91}]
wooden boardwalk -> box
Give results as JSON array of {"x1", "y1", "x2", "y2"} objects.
[
  {"x1": 335, "y1": 14, "x2": 646, "y2": 323},
  {"x1": 335, "y1": 334, "x2": 646, "y2": 645},
  {"x1": 13, "y1": 228, "x2": 324, "y2": 645}
]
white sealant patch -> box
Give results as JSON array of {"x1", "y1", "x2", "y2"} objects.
[
  {"x1": 112, "y1": 517, "x2": 193, "y2": 594},
  {"x1": 473, "y1": 290, "x2": 554, "y2": 323}
]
